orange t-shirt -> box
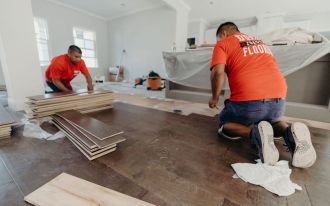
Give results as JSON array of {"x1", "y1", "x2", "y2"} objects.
[
  {"x1": 45, "y1": 54, "x2": 89, "y2": 87},
  {"x1": 211, "y1": 33, "x2": 287, "y2": 101}
]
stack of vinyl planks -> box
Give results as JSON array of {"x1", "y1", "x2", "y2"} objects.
[
  {"x1": 0, "y1": 105, "x2": 17, "y2": 139},
  {"x1": 25, "y1": 89, "x2": 114, "y2": 119},
  {"x1": 24, "y1": 173, "x2": 155, "y2": 206},
  {"x1": 51, "y1": 110, "x2": 125, "y2": 160}
]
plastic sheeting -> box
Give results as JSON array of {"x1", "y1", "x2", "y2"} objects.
[
  {"x1": 23, "y1": 119, "x2": 66, "y2": 140},
  {"x1": 163, "y1": 43, "x2": 330, "y2": 89},
  {"x1": 259, "y1": 27, "x2": 329, "y2": 46}
]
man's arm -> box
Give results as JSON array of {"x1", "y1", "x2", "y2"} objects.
[
  {"x1": 52, "y1": 78, "x2": 71, "y2": 92},
  {"x1": 84, "y1": 73, "x2": 94, "y2": 91},
  {"x1": 209, "y1": 64, "x2": 225, "y2": 108}
]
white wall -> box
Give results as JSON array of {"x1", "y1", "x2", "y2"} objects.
[
  {"x1": 0, "y1": 0, "x2": 44, "y2": 110},
  {"x1": 31, "y1": 0, "x2": 110, "y2": 83},
  {"x1": 308, "y1": 12, "x2": 330, "y2": 32},
  {"x1": 0, "y1": 62, "x2": 5, "y2": 86},
  {"x1": 108, "y1": 6, "x2": 176, "y2": 81}
]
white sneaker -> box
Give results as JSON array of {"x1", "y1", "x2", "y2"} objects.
[
  {"x1": 285, "y1": 122, "x2": 317, "y2": 168},
  {"x1": 251, "y1": 121, "x2": 279, "y2": 165}
]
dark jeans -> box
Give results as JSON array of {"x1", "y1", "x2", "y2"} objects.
[
  {"x1": 46, "y1": 81, "x2": 72, "y2": 93},
  {"x1": 219, "y1": 98, "x2": 286, "y2": 127}
]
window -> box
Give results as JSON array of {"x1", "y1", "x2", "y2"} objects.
[
  {"x1": 320, "y1": 31, "x2": 330, "y2": 40},
  {"x1": 73, "y1": 28, "x2": 98, "y2": 68},
  {"x1": 34, "y1": 17, "x2": 50, "y2": 66}
]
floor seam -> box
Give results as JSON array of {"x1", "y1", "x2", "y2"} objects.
[
  {"x1": 305, "y1": 184, "x2": 313, "y2": 206},
  {"x1": 0, "y1": 155, "x2": 25, "y2": 197}
]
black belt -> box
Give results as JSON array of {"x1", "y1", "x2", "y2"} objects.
[{"x1": 261, "y1": 98, "x2": 283, "y2": 102}]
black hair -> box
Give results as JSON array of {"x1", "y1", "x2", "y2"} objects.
[
  {"x1": 68, "y1": 45, "x2": 82, "y2": 54},
  {"x1": 216, "y1": 22, "x2": 239, "y2": 38}
]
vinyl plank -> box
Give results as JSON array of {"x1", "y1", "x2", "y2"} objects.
[
  {"x1": 51, "y1": 118, "x2": 119, "y2": 160},
  {"x1": 31, "y1": 100, "x2": 114, "y2": 112},
  {"x1": 52, "y1": 115, "x2": 126, "y2": 148},
  {"x1": 27, "y1": 102, "x2": 113, "y2": 116},
  {"x1": 287, "y1": 184, "x2": 312, "y2": 206},
  {"x1": 0, "y1": 182, "x2": 27, "y2": 206},
  {"x1": 56, "y1": 110, "x2": 123, "y2": 140},
  {"x1": 24, "y1": 173, "x2": 156, "y2": 206},
  {"x1": 26, "y1": 91, "x2": 112, "y2": 103},
  {"x1": 80, "y1": 105, "x2": 114, "y2": 113},
  {"x1": 27, "y1": 89, "x2": 109, "y2": 101},
  {"x1": 26, "y1": 104, "x2": 113, "y2": 119},
  {"x1": 51, "y1": 117, "x2": 96, "y2": 149},
  {"x1": 52, "y1": 120, "x2": 117, "y2": 155},
  {"x1": 65, "y1": 129, "x2": 117, "y2": 161},
  {"x1": 0, "y1": 156, "x2": 13, "y2": 185}
]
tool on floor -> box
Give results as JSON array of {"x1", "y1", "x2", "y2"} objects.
[{"x1": 134, "y1": 77, "x2": 146, "y2": 87}]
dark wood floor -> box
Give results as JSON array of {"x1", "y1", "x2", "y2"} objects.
[{"x1": 0, "y1": 103, "x2": 329, "y2": 206}]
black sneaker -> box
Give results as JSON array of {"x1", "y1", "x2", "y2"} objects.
[
  {"x1": 218, "y1": 125, "x2": 242, "y2": 140},
  {"x1": 250, "y1": 121, "x2": 279, "y2": 165},
  {"x1": 283, "y1": 122, "x2": 317, "y2": 168}
]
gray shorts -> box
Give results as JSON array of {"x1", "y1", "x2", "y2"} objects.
[{"x1": 219, "y1": 98, "x2": 286, "y2": 127}]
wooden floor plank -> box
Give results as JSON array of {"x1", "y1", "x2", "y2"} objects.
[
  {"x1": 24, "y1": 173, "x2": 155, "y2": 206},
  {"x1": 52, "y1": 116, "x2": 96, "y2": 149},
  {"x1": 26, "y1": 89, "x2": 109, "y2": 101},
  {"x1": 56, "y1": 110, "x2": 123, "y2": 140},
  {"x1": 52, "y1": 120, "x2": 117, "y2": 155},
  {"x1": 52, "y1": 115, "x2": 126, "y2": 148},
  {"x1": 31, "y1": 100, "x2": 114, "y2": 112}
]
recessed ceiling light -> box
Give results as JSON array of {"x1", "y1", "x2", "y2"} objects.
[
  {"x1": 209, "y1": 1, "x2": 214, "y2": 5},
  {"x1": 120, "y1": 3, "x2": 126, "y2": 7}
]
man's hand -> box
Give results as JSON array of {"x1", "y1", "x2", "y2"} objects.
[
  {"x1": 209, "y1": 97, "x2": 219, "y2": 109},
  {"x1": 84, "y1": 73, "x2": 94, "y2": 91},
  {"x1": 87, "y1": 84, "x2": 94, "y2": 91}
]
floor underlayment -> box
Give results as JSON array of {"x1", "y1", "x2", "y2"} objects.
[{"x1": 0, "y1": 103, "x2": 329, "y2": 206}]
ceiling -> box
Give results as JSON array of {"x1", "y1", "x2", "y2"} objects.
[
  {"x1": 185, "y1": 0, "x2": 330, "y2": 24},
  {"x1": 48, "y1": 0, "x2": 330, "y2": 23},
  {"x1": 49, "y1": 0, "x2": 165, "y2": 20}
]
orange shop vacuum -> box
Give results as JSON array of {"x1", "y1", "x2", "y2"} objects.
[{"x1": 147, "y1": 71, "x2": 165, "y2": 91}]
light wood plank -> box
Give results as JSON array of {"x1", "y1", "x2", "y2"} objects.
[{"x1": 24, "y1": 173, "x2": 156, "y2": 206}]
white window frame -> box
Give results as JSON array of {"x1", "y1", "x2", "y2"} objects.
[
  {"x1": 73, "y1": 27, "x2": 98, "y2": 68},
  {"x1": 34, "y1": 17, "x2": 51, "y2": 67}
]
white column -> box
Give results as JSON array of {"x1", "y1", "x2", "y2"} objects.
[
  {"x1": 188, "y1": 18, "x2": 209, "y2": 45},
  {"x1": 0, "y1": 0, "x2": 44, "y2": 110},
  {"x1": 162, "y1": 0, "x2": 190, "y2": 51}
]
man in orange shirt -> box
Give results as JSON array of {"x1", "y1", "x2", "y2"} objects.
[
  {"x1": 45, "y1": 45, "x2": 93, "y2": 92},
  {"x1": 209, "y1": 22, "x2": 316, "y2": 168}
]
